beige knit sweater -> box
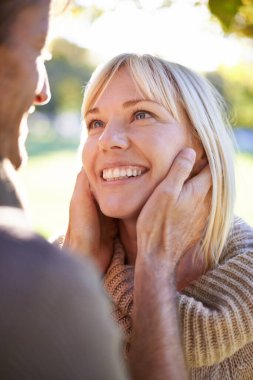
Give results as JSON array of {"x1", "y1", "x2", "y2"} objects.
[{"x1": 104, "y1": 217, "x2": 253, "y2": 380}]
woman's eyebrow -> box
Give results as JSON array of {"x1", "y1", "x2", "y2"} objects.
[
  {"x1": 85, "y1": 99, "x2": 157, "y2": 117},
  {"x1": 122, "y1": 99, "x2": 157, "y2": 109},
  {"x1": 85, "y1": 107, "x2": 99, "y2": 117}
]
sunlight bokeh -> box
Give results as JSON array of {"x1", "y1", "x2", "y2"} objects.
[{"x1": 49, "y1": 0, "x2": 253, "y2": 71}]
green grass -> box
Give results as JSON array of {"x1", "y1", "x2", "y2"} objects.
[
  {"x1": 18, "y1": 150, "x2": 80, "y2": 239},
  {"x1": 18, "y1": 150, "x2": 253, "y2": 238}
]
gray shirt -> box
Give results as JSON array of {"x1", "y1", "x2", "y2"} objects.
[{"x1": 0, "y1": 206, "x2": 128, "y2": 380}]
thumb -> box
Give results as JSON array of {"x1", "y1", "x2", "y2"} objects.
[{"x1": 71, "y1": 168, "x2": 90, "y2": 203}]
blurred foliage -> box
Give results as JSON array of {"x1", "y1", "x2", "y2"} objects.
[
  {"x1": 70, "y1": 0, "x2": 253, "y2": 38},
  {"x1": 26, "y1": 132, "x2": 79, "y2": 157},
  {"x1": 208, "y1": 0, "x2": 253, "y2": 37},
  {"x1": 206, "y1": 63, "x2": 253, "y2": 128},
  {"x1": 218, "y1": 63, "x2": 253, "y2": 127},
  {"x1": 43, "y1": 39, "x2": 94, "y2": 115}
]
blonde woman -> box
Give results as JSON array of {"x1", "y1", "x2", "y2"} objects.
[{"x1": 64, "y1": 54, "x2": 253, "y2": 379}]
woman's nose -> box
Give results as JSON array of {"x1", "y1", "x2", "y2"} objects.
[
  {"x1": 33, "y1": 60, "x2": 51, "y2": 105},
  {"x1": 98, "y1": 121, "x2": 129, "y2": 151}
]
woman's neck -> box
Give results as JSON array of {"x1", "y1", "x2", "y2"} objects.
[{"x1": 119, "y1": 218, "x2": 138, "y2": 265}]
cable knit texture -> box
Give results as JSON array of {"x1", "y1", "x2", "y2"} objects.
[{"x1": 104, "y1": 217, "x2": 253, "y2": 379}]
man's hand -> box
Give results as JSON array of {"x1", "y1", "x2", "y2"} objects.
[
  {"x1": 130, "y1": 148, "x2": 211, "y2": 380},
  {"x1": 64, "y1": 169, "x2": 117, "y2": 274},
  {"x1": 136, "y1": 148, "x2": 212, "y2": 271}
]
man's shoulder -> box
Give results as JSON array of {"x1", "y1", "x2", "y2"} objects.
[
  {"x1": 0, "y1": 211, "x2": 127, "y2": 380},
  {"x1": 0, "y1": 206, "x2": 115, "y2": 344},
  {"x1": 0, "y1": 206, "x2": 102, "y2": 299}
]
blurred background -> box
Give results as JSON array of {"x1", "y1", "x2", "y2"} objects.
[{"x1": 18, "y1": 0, "x2": 253, "y2": 238}]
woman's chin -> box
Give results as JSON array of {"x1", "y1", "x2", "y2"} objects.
[{"x1": 100, "y1": 205, "x2": 141, "y2": 220}]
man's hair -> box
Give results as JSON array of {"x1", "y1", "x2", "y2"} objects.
[
  {"x1": 0, "y1": 0, "x2": 42, "y2": 44},
  {"x1": 0, "y1": 0, "x2": 71, "y2": 44},
  {"x1": 82, "y1": 53, "x2": 236, "y2": 270}
]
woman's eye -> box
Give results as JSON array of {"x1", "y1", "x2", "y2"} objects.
[
  {"x1": 88, "y1": 120, "x2": 104, "y2": 130},
  {"x1": 135, "y1": 111, "x2": 151, "y2": 120}
]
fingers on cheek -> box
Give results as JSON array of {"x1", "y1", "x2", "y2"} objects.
[
  {"x1": 177, "y1": 155, "x2": 195, "y2": 181},
  {"x1": 166, "y1": 152, "x2": 196, "y2": 194},
  {"x1": 159, "y1": 185, "x2": 178, "y2": 204}
]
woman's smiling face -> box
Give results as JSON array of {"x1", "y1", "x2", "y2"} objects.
[{"x1": 82, "y1": 66, "x2": 195, "y2": 220}]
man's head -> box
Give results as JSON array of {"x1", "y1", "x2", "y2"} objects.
[{"x1": 0, "y1": 0, "x2": 51, "y2": 169}]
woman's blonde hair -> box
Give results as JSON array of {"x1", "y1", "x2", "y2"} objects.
[{"x1": 82, "y1": 53, "x2": 236, "y2": 269}]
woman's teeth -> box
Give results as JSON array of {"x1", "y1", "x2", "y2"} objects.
[{"x1": 102, "y1": 167, "x2": 143, "y2": 181}]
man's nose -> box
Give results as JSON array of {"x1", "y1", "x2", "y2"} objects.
[
  {"x1": 33, "y1": 60, "x2": 51, "y2": 105},
  {"x1": 98, "y1": 120, "x2": 129, "y2": 151}
]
